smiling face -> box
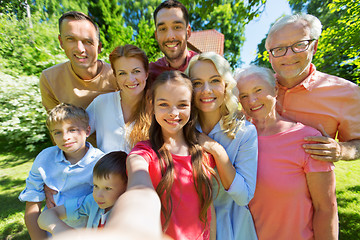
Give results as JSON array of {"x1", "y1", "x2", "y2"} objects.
[
  {"x1": 237, "y1": 74, "x2": 277, "y2": 121},
  {"x1": 113, "y1": 56, "x2": 148, "y2": 98},
  {"x1": 155, "y1": 7, "x2": 191, "y2": 65},
  {"x1": 93, "y1": 173, "x2": 127, "y2": 213},
  {"x1": 49, "y1": 120, "x2": 90, "y2": 162},
  {"x1": 58, "y1": 19, "x2": 101, "y2": 77},
  {"x1": 267, "y1": 21, "x2": 317, "y2": 88},
  {"x1": 189, "y1": 60, "x2": 225, "y2": 121},
  {"x1": 153, "y1": 81, "x2": 192, "y2": 138}
]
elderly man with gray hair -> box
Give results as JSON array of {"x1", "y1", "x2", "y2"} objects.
[{"x1": 265, "y1": 14, "x2": 360, "y2": 162}]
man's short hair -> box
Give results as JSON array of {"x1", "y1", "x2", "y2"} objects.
[
  {"x1": 265, "y1": 14, "x2": 322, "y2": 49},
  {"x1": 93, "y1": 151, "x2": 128, "y2": 184},
  {"x1": 153, "y1": 0, "x2": 189, "y2": 26},
  {"x1": 59, "y1": 11, "x2": 100, "y2": 41},
  {"x1": 46, "y1": 103, "x2": 89, "y2": 130}
]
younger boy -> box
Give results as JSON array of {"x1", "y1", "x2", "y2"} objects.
[
  {"x1": 19, "y1": 103, "x2": 104, "y2": 240},
  {"x1": 37, "y1": 151, "x2": 128, "y2": 234}
]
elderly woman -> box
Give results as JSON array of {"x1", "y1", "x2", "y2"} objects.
[
  {"x1": 235, "y1": 65, "x2": 338, "y2": 240},
  {"x1": 185, "y1": 52, "x2": 258, "y2": 240}
]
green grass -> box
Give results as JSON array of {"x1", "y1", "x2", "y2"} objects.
[
  {"x1": 335, "y1": 160, "x2": 360, "y2": 239},
  {"x1": 0, "y1": 137, "x2": 359, "y2": 239},
  {"x1": 0, "y1": 138, "x2": 39, "y2": 240}
]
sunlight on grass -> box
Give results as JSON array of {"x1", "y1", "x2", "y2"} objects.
[
  {"x1": 0, "y1": 139, "x2": 359, "y2": 239},
  {"x1": 0, "y1": 142, "x2": 35, "y2": 240},
  {"x1": 335, "y1": 161, "x2": 360, "y2": 239}
]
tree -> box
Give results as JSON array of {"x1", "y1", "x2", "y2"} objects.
[
  {"x1": 88, "y1": 0, "x2": 134, "y2": 57},
  {"x1": 185, "y1": 0, "x2": 266, "y2": 67},
  {"x1": 251, "y1": 35, "x2": 271, "y2": 68},
  {"x1": 311, "y1": 0, "x2": 360, "y2": 84}
]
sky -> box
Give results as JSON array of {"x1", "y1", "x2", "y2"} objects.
[{"x1": 240, "y1": 0, "x2": 292, "y2": 66}]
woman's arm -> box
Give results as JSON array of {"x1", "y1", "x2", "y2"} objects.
[
  {"x1": 37, "y1": 205, "x2": 73, "y2": 234},
  {"x1": 199, "y1": 133, "x2": 235, "y2": 190},
  {"x1": 306, "y1": 171, "x2": 338, "y2": 240},
  {"x1": 201, "y1": 123, "x2": 258, "y2": 206},
  {"x1": 24, "y1": 202, "x2": 48, "y2": 240}
]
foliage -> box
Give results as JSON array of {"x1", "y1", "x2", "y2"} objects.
[
  {"x1": 313, "y1": 0, "x2": 360, "y2": 84},
  {"x1": 185, "y1": 0, "x2": 266, "y2": 67},
  {"x1": 288, "y1": 0, "x2": 359, "y2": 84},
  {"x1": 252, "y1": 35, "x2": 271, "y2": 68},
  {"x1": 89, "y1": 0, "x2": 133, "y2": 56},
  {"x1": 0, "y1": 12, "x2": 67, "y2": 77},
  {"x1": 0, "y1": 72, "x2": 50, "y2": 152}
]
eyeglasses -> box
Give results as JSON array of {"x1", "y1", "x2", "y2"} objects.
[{"x1": 269, "y1": 39, "x2": 316, "y2": 58}]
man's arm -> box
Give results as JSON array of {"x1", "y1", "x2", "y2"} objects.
[{"x1": 303, "y1": 133, "x2": 360, "y2": 162}]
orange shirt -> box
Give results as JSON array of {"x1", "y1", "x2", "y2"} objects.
[
  {"x1": 40, "y1": 61, "x2": 117, "y2": 112},
  {"x1": 276, "y1": 64, "x2": 360, "y2": 142}
]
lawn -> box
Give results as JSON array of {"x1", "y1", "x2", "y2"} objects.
[{"x1": 0, "y1": 137, "x2": 359, "y2": 240}]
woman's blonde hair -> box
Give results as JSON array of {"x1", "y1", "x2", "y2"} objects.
[
  {"x1": 109, "y1": 44, "x2": 150, "y2": 147},
  {"x1": 149, "y1": 70, "x2": 217, "y2": 232},
  {"x1": 185, "y1": 52, "x2": 244, "y2": 139}
]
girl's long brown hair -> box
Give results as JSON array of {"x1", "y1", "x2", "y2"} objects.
[
  {"x1": 148, "y1": 71, "x2": 217, "y2": 231},
  {"x1": 109, "y1": 44, "x2": 150, "y2": 147}
]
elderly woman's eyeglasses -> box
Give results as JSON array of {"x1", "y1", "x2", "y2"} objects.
[{"x1": 269, "y1": 39, "x2": 316, "y2": 58}]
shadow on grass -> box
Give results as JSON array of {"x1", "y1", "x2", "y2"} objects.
[
  {"x1": 0, "y1": 136, "x2": 51, "y2": 168},
  {"x1": 0, "y1": 187, "x2": 26, "y2": 219},
  {"x1": 337, "y1": 185, "x2": 360, "y2": 239},
  {"x1": 0, "y1": 221, "x2": 29, "y2": 240}
]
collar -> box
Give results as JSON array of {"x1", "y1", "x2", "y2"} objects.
[
  {"x1": 55, "y1": 142, "x2": 92, "y2": 167},
  {"x1": 162, "y1": 50, "x2": 193, "y2": 70},
  {"x1": 195, "y1": 120, "x2": 223, "y2": 135},
  {"x1": 276, "y1": 63, "x2": 317, "y2": 91}
]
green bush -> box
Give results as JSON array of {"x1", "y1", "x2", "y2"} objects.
[
  {"x1": 0, "y1": 12, "x2": 67, "y2": 77},
  {"x1": 0, "y1": 71, "x2": 50, "y2": 152}
]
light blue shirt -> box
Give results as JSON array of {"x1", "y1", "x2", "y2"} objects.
[
  {"x1": 197, "y1": 120, "x2": 258, "y2": 240},
  {"x1": 19, "y1": 142, "x2": 104, "y2": 228},
  {"x1": 65, "y1": 193, "x2": 109, "y2": 228}
]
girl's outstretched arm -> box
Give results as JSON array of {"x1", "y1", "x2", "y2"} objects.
[
  {"x1": 50, "y1": 154, "x2": 164, "y2": 240},
  {"x1": 37, "y1": 205, "x2": 72, "y2": 234}
]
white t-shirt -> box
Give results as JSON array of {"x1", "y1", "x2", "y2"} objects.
[{"x1": 86, "y1": 91, "x2": 133, "y2": 153}]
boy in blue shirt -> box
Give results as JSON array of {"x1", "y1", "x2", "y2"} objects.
[
  {"x1": 19, "y1": 103, "x2": 104, "y2": 239},
  {"x1": 37, "y1": 151, "x2": 127, "y2": 233}
]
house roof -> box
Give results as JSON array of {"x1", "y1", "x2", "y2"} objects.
[{"x1": 187, "y1": 29, "x2": 224, "y2": 56}]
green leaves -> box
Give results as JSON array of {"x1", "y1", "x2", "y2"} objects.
[
  {"x1": 0, "y1": 12, "x2": 66, "y2": 77},
  {"x1": 0, "y1": 72, "x2": 50, "y2": 151}
]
